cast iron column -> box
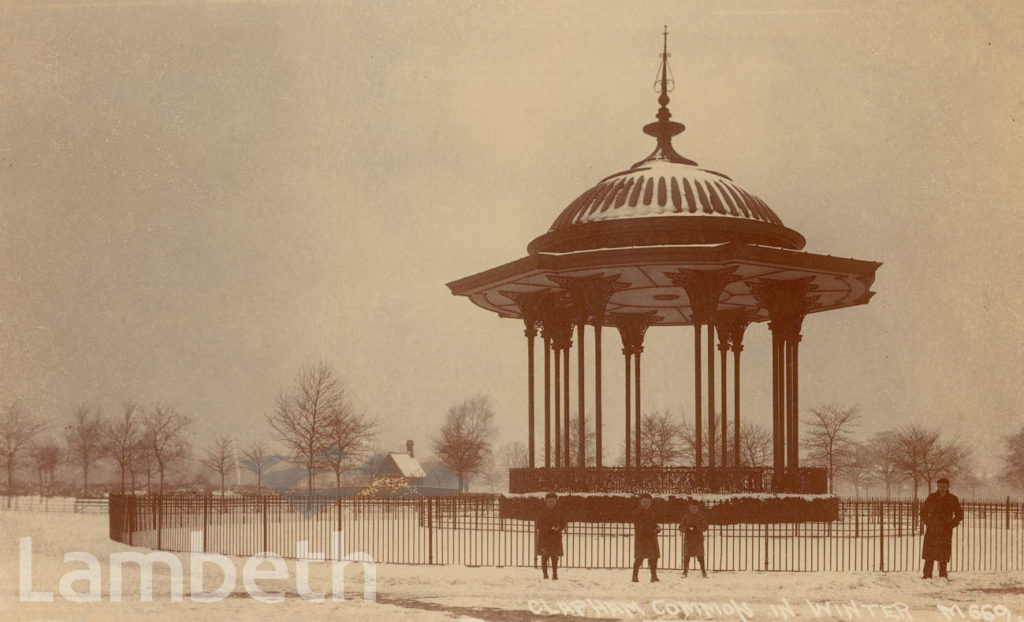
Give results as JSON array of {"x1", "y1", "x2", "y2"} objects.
[
  {"x1": 577, "y1": 317, "x2": 585, "y2": 467},
  {"x1": 526, "y1": 320, "x2": 537, "y2": 468},
  {"x1": 544, "y1": 331, "x2": 551, "y2": 468},
  {"x1": 717, "y1": 324, "x2": 729, "y2": 469},
  {"x1": 668, "y1": 267, "x2": 740, "y2": 488},
  {"x1": 615, "y1": 312, "x2": 657, "y2": 470},
  {"x1": 624, "y1": 349, "x2": 632, "y2": 469},
  {"x1": 550, "y1": 274, "x2": 626, "y2": 469},
  {"x1": 693, "y1": 323, "x2": 702, "y2": 475},
  {"x1": 707, "y1": 321, "x2": 716, "y2": 478},
  {"x1": 563, "y1": 344, "x2": 570, "y2": 468},
  {"x1": 635, "y1": 347, "x2": 642, "y2": 468},
  {"x1": 752, "y1": 278, "x2": 816, "y2": 492},
  {"x1": 595, "y1": 324, "x2": 603, "y2": 467}
]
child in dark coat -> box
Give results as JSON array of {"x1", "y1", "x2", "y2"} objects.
[
  {"x1": 677, "y1": 498, "x2": 708, "y2": 577},
  {"x1": 631, "y1": 493, "x2": 662, "y2": 583},
  {"x1": 536, "y1": 492, "x2": 566, "y2": 580}
]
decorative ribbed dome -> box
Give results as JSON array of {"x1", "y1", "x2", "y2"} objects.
[{"x1": 527, "y1": 33, "x2": 806, "y2": 255}]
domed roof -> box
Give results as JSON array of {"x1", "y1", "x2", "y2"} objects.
[{"x1": 527, "y1": 40, "x2": 806, "y2": 255}]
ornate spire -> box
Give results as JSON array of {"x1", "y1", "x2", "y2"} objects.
[{"x1": 634, "y1": 26, "x2": 697, "y2": 167}]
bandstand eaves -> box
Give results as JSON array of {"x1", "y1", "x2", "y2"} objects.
[{"x1": 446, "y1": 242, "x2": 881, "y2": 327}]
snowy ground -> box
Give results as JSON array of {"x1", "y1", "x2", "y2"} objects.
[{"x1": 3, "y1": 510, "x2": 1024, "y2": 621}]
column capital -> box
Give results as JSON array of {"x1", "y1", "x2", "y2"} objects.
[
  {"x1": 612, "y1": 311, "x2": 659, "y2": 356},
  {"x1": 715, "y1": 308, "x2": 755, "y2": 352},
  {"x1": 547, "y1": 273, "x2": 628, "y2": 326},
  {"x1": 665, "y1": 267, "x2": 742, "y2": 324},
  {"x1": 543, "y1": 308, "x2": 575, "y2": 352},
  {"x1": 751, "y1": 277, "x2": 819, "y2": 340}
]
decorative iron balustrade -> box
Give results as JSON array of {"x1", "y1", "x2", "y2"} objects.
[{"x1": 508, "y1": 466, "x2": 828, "y2": 494}]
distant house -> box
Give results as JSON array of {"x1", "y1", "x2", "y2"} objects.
[
  {"x1": 422, "y1": 462, "x2": 464, "y2": 492},
  {"x1": 353, "y1": 449, "x2": 426, "y2": 486}
]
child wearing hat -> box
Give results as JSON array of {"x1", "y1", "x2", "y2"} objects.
[
  {"x1": 535, "y1": 492, "x2": 566, "y2": 580},
  {"x1": 631, "y1": 493, "x2": 662, "y2": 582},
  {"x1": 677, "y1": 498, "x2": 709, "y2": 578}
]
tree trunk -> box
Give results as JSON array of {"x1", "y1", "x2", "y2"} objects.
[
  {"x1": 828, "y1": 453, "x2": 834, "y2": 494},
  {"x1": 83, "y1": 462, "x2": 89, "y2": 496},
  {"x1": 120, "y1": 462, "x2": 127, "y2": 494},
  {"x1": 220, "y1": 472, "x2": 225, "y2": 496},
  {"x1": 7, "y1": 461, "x2": 12, "y2": 508}
]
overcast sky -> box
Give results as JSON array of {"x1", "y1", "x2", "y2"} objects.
[{"x1": 1, "y1": 0, "x2": 1021, "y2": 477}]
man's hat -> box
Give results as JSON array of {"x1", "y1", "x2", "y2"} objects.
[
  {"x1": 545, "y1": 492, "x2": 557, "y2": 499},
  {"x1": 937, "y1": 477, "x2": 950, "y2": 485},
  {"x1": 639, "y1": 492, "x2": 653, "y2": 499}
]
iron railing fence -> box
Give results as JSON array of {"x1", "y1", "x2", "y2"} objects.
[
  {"x1": 3, "y1": 495, "x2": 109, "y2": 513},
  {"x1": 108, "y1": 494, "x2": 1024, "y2": 573}
]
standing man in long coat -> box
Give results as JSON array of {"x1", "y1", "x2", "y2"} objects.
[
  {"x1": 631, "y1": 493, "x2": 661, "y2": 583},
  {"x1": 920, "y1": 477, "x2": 963, "y2": 579},
  {"x1": 535, "y1": 492, "x2": 566, "y2": 580}
]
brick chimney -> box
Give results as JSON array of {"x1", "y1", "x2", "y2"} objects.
[{"x1": 406, "y1": 440, "x2": 414, "y2": 457}]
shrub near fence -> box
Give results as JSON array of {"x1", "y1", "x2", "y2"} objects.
[{"x1": 108, "y1": 494, "x2": 1024, "y2": 573}]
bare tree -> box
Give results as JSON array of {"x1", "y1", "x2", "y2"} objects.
[
  {"x1": 738, "y1": 422, "x2": 772, "y2": 468},
  {"x1": 921, "y1": 435, "x2": 970, "y2": 493},
  {"x1": 103, "y1": 403, "x2": 141, "y2": 493},
  {"x1": 641, "y1": 410, "x2": 688, "y2": 467},
  {"x1": 241, "y1": 442, "x2": 272, "y2": 493},
  {"x1": 681, "y1": 410, "x2": 742, "y2": 467},
  {"x1": 839, "y1": 441, "x2": 875, "y2": 498},
  {"x1": 868, "y1": 431, "x2": 903, "y2": 498},
  {"x1": 803, "y1": 403, "x2": 860, "y2": 494},
  {"x1": 321, "y1": 407, "x2": 377, "y2": 489},
  {"x1": 142, "y1": 406, "x2": 193, "y2": 494},
  {"x1": 266, "y1": 362, "x2": 345, "y2": 493},
  {"x1": 1, "y1": 402, "x2": 47, "y2": 507},
  {"x1": 1001, "y1": 427, "x2": 1024, "y2": 491},
  {"x1": 64, "y1": 405, "x2": 105, "y2": 496},
  {"x1": 891, "y1": 424, "x2": 970, "y2": 500},
  {"x1": 200, "y1": 436, "x2": 237, "y2": 495},
  {"x1": 567, "y1": 412, "x2": 596, "y2": 467},
  {"x1": 131, "y1": 441, "x2": 156, "y2": 494},
  {"x1": 29, "y1": 440, "x2": 62, "y2": 497},
  {"x1": 431, "y1": 395, "x2": 497, "y2": 493},
  {"x1": 499, "y1": 441, "x2": 528, "y2": 470},
  {"x1": 480, "y1": 455, "x2": 506, "y2": 493}
]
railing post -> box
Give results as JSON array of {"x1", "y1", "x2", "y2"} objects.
[
  {"x1": 203, "y1": 495, "x2": 209, "y2": 552},
  {"x1": 855, "y1": 501, "x2": 860, "y2": 537},
  {"x1": 128, "y1": 496, "x2": 135, "y2": 547},
  {"x1": 427, "y1": 497, "x2": 434, "y2": 565},
  {"x1": 763, "y1": 523, "x2": 769, "y2": 571},
  {"x1": 262, "y1": 497, "x2": 268, "y2": 554},
  {"x1": 878, "y1": 502, "x2": 885, "y2": 571},
  {"x1": 1008, "y1": 497, "x2": 1012, "y2": 530},
  {"x1": 157, "y1": 497, "x2": 163, "y2": 550}
]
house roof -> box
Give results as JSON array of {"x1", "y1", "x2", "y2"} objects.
[{"x1": 388, "y1": 453, "x2": 426, "y2": 479}]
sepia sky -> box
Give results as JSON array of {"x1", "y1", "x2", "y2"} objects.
[{"x1": 1, "y1": 0, "x2": 1022, "y2": 477}]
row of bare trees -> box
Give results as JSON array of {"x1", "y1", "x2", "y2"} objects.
[
  {"x1": 801, "y1": 403, "x2": 978, "y2": 498},
  {"x1": 0, "y1": 400, "x2": 194, "y2": 505}
]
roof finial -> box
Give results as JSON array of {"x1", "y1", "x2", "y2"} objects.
[
  {"x1": 658, "y1": 25, "x2": 671, "y2": 108},
  {"x1": 636, "y1": 26, "x2": 696, "y2": 167}
]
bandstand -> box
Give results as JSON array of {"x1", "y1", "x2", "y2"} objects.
[{"x1": 447, "y1": 32, "x2": 880, "y2": 497}]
